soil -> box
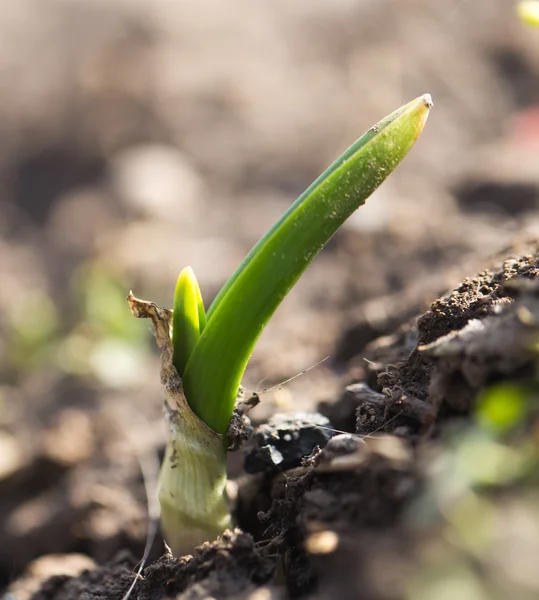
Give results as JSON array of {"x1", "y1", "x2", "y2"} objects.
[
  {"x1": 3, "y1": 250, "x2": 538, "y2": 600},
  {"x1": 29, "y1": 531, "x2": 274, "y2": 600},
  {"x1": 2, "y1": 1, "x2": 539, "y2": 599}
]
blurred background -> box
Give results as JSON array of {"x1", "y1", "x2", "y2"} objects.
[{"x1": 1, "y1": 0, "x2": 539, "y2": 596}]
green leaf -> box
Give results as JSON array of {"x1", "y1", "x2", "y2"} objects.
[
  {"x1": 183, "y1": 95, "x2": 432, "y2": 434},
  {"x1": 172, "y1": 266, "x2": 206, "y2": 376},
  {"x1": 476, "y1": 382, "x2": 527, "y2": 434}
]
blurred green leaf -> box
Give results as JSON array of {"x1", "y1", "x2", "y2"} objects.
[
  {"x1": 73, "y1": 262, "x2": 145, "y2": 344},
  {"x1": 456, "y1": 432, "x2": 527, "y2": 486},
  {"x1": 7, "y1": 292, "x2": 59, "y2": 369},
  {"x1": 476, "y1": 383, "x2": 527, "y2": 434},
  {"x1": 518, "y1": 1, "x2": 539, "y2": 27},
  {"x1": 407, "y1": 563, "x2": 490, "y2": 600}
]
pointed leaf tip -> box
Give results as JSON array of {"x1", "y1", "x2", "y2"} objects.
[
  {"x1": 407, "y1": 93, "x2": 433, "y2": 138},
  {"x1": 422, "y1": 93, "x2": 433, "y2": 109}
]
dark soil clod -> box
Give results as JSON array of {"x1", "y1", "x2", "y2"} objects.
[
  {"x1": 243, "y1": 412, "x2": 337, "y2": 474},
  {"x1": 30, "y1": 530, "x2": 274, "y2": 600},
  {"x1": 365, "y1": 253, "x2": 539, "y2": 434}
]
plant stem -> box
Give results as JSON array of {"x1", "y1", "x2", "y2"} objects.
[
  {"x1": 159, "y1": 399, "x2": 231, "y2": 555},
  {"x1": 128, "y1": 293, "x2": 231, "y2": 555}
]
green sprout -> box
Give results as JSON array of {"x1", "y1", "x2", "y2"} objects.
[
  {"x1": 129, "y1": 94, "x2": 432, "y2": 554},
  {"x1": 172, "y1": 266, "x2": 206, "y2": 377}
]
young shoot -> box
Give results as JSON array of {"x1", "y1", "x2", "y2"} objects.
[
  {"x1": 129, "y1": 94, "x2": 433, "y2": 555},
  {"x1": 172, "y1": 266, "x2": 206, "y2": 376}
]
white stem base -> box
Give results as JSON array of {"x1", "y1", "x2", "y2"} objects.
[{"x1": 128, "y1": 292, "x2": 232, "y2": 556}]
